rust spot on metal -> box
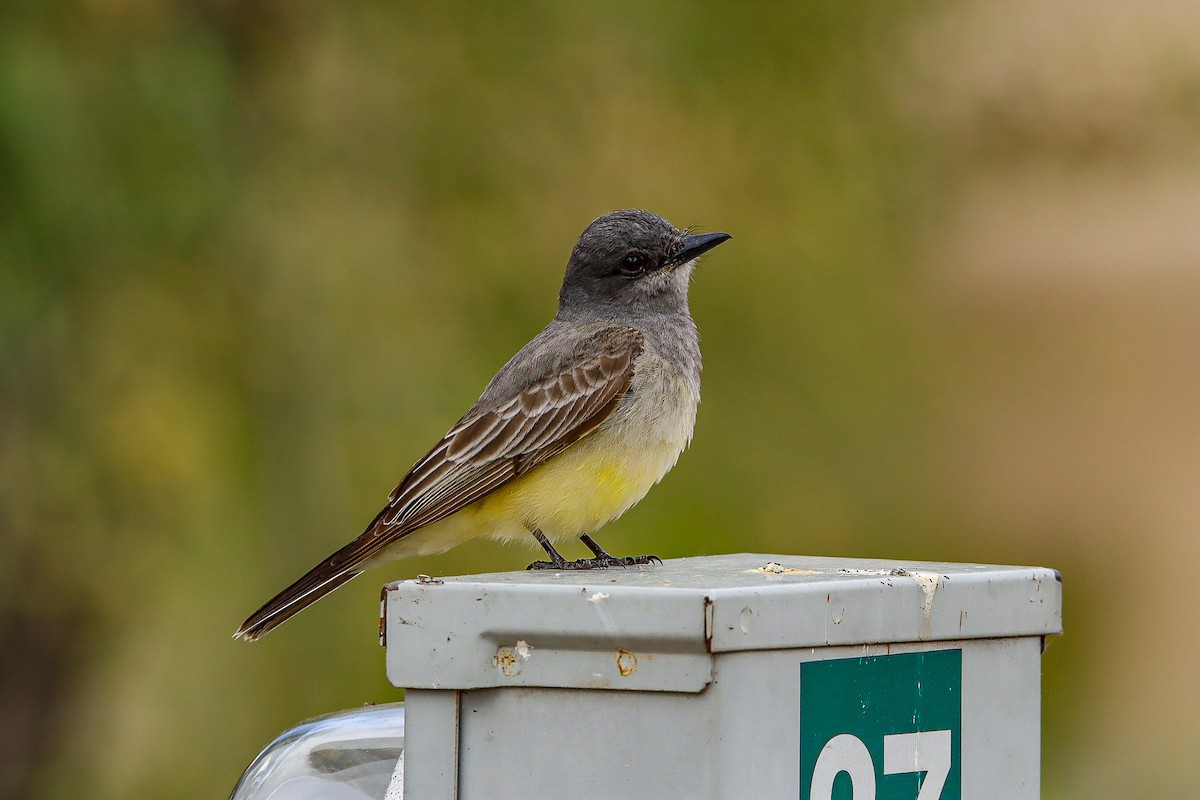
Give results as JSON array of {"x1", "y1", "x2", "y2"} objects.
[
  {"x1": 492, "y1": 641, "x2": 532, "y2": 677},
  {"x1": 616, "y1": 648, "x2": 638, "y2": 677},
  {"x1": 493, "y1": 647, "x2": 521, "y2": 677}
]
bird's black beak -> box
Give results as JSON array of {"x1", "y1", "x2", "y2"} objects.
[{"x1": 668, "y1": 231, "x2": 732, "y2": 267}]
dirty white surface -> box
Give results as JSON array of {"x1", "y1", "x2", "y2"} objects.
[
  {"x1": 390, "y1": 554, "x2": 1057, "y2": 800},
  {"x1": 383, "y1": 552, "x2": 1061, "y2": 693}
]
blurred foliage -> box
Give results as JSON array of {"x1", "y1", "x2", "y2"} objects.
[{"x1": 2, "y1": 1, "x2": 1198, "y2": 798}]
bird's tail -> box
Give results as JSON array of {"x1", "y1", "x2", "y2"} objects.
[{"x1": 234, "y1": 548, "x2": 364, "y2": 641}]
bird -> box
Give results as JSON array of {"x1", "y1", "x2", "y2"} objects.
[{"x1": 235, "y1": 209, "x2": 731, "y2": 640}]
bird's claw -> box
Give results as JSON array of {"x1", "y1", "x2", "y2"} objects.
[{"x1": 525, "y1": 554, "x2": 661, "y2": 571}]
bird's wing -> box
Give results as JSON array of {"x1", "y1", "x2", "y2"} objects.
[
  {"x1": 377, "y1": 324, "x2": 644, "y2": 535},
  {"x1": 234, "y1": 326, "x2": 644, "y2": 640}
]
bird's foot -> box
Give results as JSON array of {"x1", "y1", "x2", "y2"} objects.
[
  {"x1": 525, "y1": 554, "x2": 571, "y2": 570},
  {"x1": 570, "y1": 533, "x2": 662, "y2": 569},
  {"x1": 526, "y1": 553, "x2": 661, "y2": 571},
  {"x1": 525, "y1": 530, "x2": 662, "y2": 570}
]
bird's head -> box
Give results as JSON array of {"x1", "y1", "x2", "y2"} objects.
[{"x1": 558, "y1": 209, "x2": 730, "y2": 317}]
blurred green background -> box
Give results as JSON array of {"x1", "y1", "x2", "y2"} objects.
[{"x1": 3, "y1": 1, "x2": 1198, "y2": 797}]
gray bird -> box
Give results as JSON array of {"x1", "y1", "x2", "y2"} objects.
[{"x1": 236, "y1": 209, "x2": 730, "y2": 640}]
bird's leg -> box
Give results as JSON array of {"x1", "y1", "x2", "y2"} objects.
[{"x1": 525, "y1": 529, "x2": 573, "y2": 570}]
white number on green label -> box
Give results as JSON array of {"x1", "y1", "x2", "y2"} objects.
[{"x1": 809, "y1": 730, "x2": 952, "y2": 800}]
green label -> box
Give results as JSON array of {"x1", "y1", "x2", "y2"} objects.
[{"x1": 800, "y1": 649, "x2": 962, "y2": 800}]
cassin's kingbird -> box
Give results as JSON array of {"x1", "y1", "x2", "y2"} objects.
[{"x1": 236, "y1": 209, "x2": 730, "y2": 640}]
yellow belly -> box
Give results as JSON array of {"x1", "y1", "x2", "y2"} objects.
[{"x1": 469, "y1": 427, "x2": 686, "y2": 540}]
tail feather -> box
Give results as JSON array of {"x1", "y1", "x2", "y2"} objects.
[
  {"x1": 236, "y1": 501, "x2": 410, "y2": 641},
  {"x1": 234, "y1": 560, "x2": 363, "y2": 641}
]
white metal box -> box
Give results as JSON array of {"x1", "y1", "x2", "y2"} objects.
[{"x1": 383, "y1": 553, "x2": 1062, "y2": 800}]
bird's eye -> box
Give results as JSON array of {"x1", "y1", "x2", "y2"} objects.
[{"x1": 619, "y1": 254, "x2": 646, "y2": 276}]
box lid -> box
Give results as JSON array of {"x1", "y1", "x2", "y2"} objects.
[{"x1": 382, "y1": 553, "x2": 1061, "y2": 694}]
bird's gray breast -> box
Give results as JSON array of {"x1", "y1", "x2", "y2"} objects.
[{"x1": 612, "y1": 314, "x2": 701, "y2": 446}]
